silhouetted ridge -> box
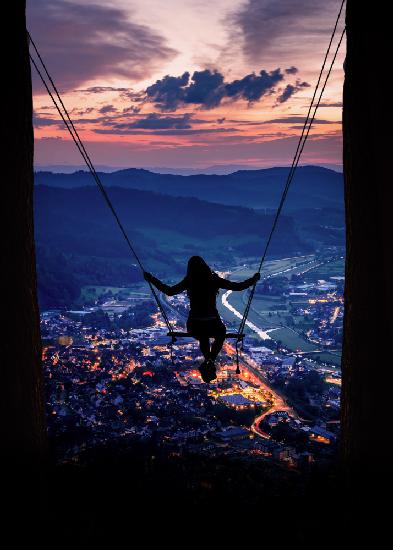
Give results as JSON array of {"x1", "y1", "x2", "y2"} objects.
[{"x1": 35, "y1": 165, "x2": 343, "y2": 211}]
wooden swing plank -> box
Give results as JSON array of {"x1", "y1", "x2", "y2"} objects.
[{"x1": 167, "y1": 331, "x2": 245, "y2": 339}]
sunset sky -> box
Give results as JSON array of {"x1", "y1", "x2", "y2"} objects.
[{"x1": 28, "y1": 0, "x2": 345, "y2": 171}]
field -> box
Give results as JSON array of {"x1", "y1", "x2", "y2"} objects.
[
  {"x1": 217, "y1": 255, "x2": 343, "y2": 367},
  {"x1": 81, "y1": 283, "x2": 150, "y2": 303},
  {"x1": 302, "y1": 257, "x2": 345, "y2": 281}
]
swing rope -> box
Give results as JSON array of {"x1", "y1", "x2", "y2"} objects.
[
  {"x1": 234, "y1": 3, "x2": 346, "y2": 374},
  {"x1": 28, "y1": 33, "x2": 177, "y2": 360}
]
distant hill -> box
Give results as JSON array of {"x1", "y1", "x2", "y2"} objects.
[
  {"x1": 34, "y1": 166, "x2": 345, "y2": 308},
  {"x1": 35, "y1": 185, "x2": 307, "y2": 260},
  {"x1": 35, "y1": 165, "x2": 344, "y2": 212},
  {"x1": 35, "y1": 185, "x2": 310, "y2": 308}
]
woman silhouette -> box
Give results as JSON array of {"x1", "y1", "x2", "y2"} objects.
[{"x1": 144, "y1": 256, "x2": 260, "y2": 382}]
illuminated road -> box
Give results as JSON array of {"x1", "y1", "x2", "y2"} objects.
[
  {"x1": 220, "y1": 259, "x2": 320, "y2": 438},
  {"x1": 221, "y1": 290, "x2": 276, "y2": 340},
  {"x1": 330, "y1": 306, "x2": 340, "y2": 324},
  {"x1": 221, "y1": 256, "x2": 319, "y2": 341},
  {"x1": 224, "y1": 341, "x2": 297, "y2": 439}
]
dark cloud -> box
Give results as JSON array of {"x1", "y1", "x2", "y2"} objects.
[
  {"x1": 122, "y1": 106, "x2": 142, "y2": 115},
  {"x1": 40, "y1": 136, "x2": 63, "y2": 141},
  {"x1": 318, "y1": 101, "x2": 343, "y2": 108},
  {"x1": 289, "y1": 123, "x2": 341, "y2": 130},
  {"x1": 276, "y1": 80, "x2": 310, "y2": 103},
  {"x1": 99, "y1": 105, "x2": 117, "y2": 114},
  {"x1": 78, "y1": 86, "x2": 132, "y2": 94},
  {"x1": 264, "y1": 116, "x2": 339, "y2": 124},
  {"x1": 229, "y1": 0, "x2": 338, "y2": 63},
  {"x1": 94, "y1": 127, "x2": 238, "y2": 136},
  {"x1": 28, "y1": 1, "x2": 177, "y2": 92},
  {"x1": 33, "y1": 114, "x2": 61, "y2": 128},
  {"x1": 34, "y1": 110, "x2": 205, "y2": 133},
  {"x1": 285, "y1": 66, "x2": 299, "y2": 74},
  {"x1": 225, "y1": 69, "x2": 284, "y2": 101},
  {"x1": 33, "y1": 111, "x2": 112, "y2": 129},
  {"x1": 152, "y1": 128, "x2": 239, "y2": 136},
  {"x1": 146, "y1": 72, "x2": 191, "y2": 111},
  {"x1": 185, "y1": 70, "x2": 226, "y2": 108},
  {"x1": 71, "y1": 107, "x2": 95, "y2": 116},
  {"x1": 119, "y1": 90, "x2": 148, "y2": 103},
  {"x1": 96, "y1": 113, "x2": 226, "y2": 135},
  {"x1": 146, "y1": 68, "x2": 289, "y2": 111},
  {"x1": 111, "y1": 113, "x2": 194, "y2": 131}
]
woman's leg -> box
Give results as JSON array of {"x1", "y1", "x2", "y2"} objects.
[
  {"x1": 210, "y1": 322, "x2": 226, "y2": 361},
  {"x1": 198, "y1": 336, "x2": 211, "y2": 361},
  {"x1": 187, "y1": 317, "x2": 211, "y2": 361}
]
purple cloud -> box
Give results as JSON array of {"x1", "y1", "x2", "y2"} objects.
[
  {"x1": 264, "y1": 116, "x2": 339, "y2": 124},
  {"x1": 111, "y1": 113, "x2": 194, "y2": 130},
  {"x1": 276, "y1": 80, "x2": 310, "y2": 103},
  {"x1": 99, "y1": 105, "x2": 117, "y2": 114},
  {"x1": 28, "y1": 0, "x2": 177, "y2": 92},
  {"x1": 229, "y1": 0, "x2": 339, "y2": 63},
  {"x1": 146, "y1": 68, "x2": 292, "y2": 111}
]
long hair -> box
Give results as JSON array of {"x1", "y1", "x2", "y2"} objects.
[{"x1": 185, "y1": 256, "x2": 218, "y2": 297}]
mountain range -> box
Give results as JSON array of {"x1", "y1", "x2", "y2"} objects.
[
  {"x1": 34, "y1": 166, "x2": 344, "y2": 308},
  {"x1": 35, "y1": 165, "x2": 343, "y2": 211}
]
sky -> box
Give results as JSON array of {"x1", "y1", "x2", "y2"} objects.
[{"x1": 28, "y1": 0, "x2": 346, "y2": 171}]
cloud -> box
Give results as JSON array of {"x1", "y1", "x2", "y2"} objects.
[
  {"x1": 77, "y1": 86, "x2": 132, "y2": 94},
  {"x1": 276, "y1": 80, "x2": 310, "y2": 103},
  {"x1": 93, "y1": 112, "x2": 237, "y2": 135},
  {"x1": 28, "y1": 0, "x2": 177, "y2": 92},
  {"x1": 145, "y1": 72, "x2": 191, "y2": 111},
  {"x1": 285, "y1": 66, "x2": 299, "y2": 75},
  {"x1": 184, "y1": 70, "x2": 226, "y2": 108},
  {"x1": 318, "y1": 101, "x2": 343, "y2": 108},
  {"x1": 146, "y1": 68, "x2": 291, "y2": 111},
  {"x1": 122, "y1": 106, "x2": 142, "y2": 115},
  {"x1": 94, "y1": 127, "x2": 238, "y2": 136},
  {"x1": 229, "y1": 0, "x2": 339, "y2": 63},
  {"x1": 40, "y1": 136, "x2": 63, "y2": 141},
  {"x1": 99, "y1": 105, "x2": 117, "y2": 114},
  {"x1": 264, "y1": 116, "x2": 339, "y2": 124},
  {"x1": 33, "y1": 111, "x2": 115, "y2": 129},
  {"x1": 111, "y1": 113, "x2": 195, "y2": 130},
  {"x1": 33, "y1": 114, "x2": 62, "y2": 128},
  {"x1": 71, "y1": 107, "x2": 95, "y2": 116},
  {"x1": 225, "y1": 69, "x2": 284, "y2": 101},
  {"x1": 33, "y1": 109, "x2": 210, "y2": 134}
]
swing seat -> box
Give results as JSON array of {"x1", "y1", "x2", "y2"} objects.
[{"x1": 167, "y1": 331, "x2": 245, "y2": 340}]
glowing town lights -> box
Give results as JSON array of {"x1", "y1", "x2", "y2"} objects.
[
  {"x1": 151, "y1": 312, "x2": 167, "y2": 328},
  {"x1": 310, "y1": 434, "x2": 330, "y2": 444},
  {"x1": 330, "y1": 306, "x2": 340, "y2": 324},
  {"x1": 58, "y1": 335, "x2": 73, "y2": 346},
  {"x1": 325, "y1": 376, "x2": 341, "y2": 386}
]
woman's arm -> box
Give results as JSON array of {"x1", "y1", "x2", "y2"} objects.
[
  {"x1": 144, "y1": 272, "x2": 187, "y2": 296},
  {"x1": 216, "y1": 272, "x2": 260, "y2": 291}
]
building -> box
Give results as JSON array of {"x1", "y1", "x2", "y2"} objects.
[{"x1": 218, "y1": 393, "x2": 255, "y2": 410}]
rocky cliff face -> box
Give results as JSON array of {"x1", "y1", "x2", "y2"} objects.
[
  {"x1": 342, "y1": 0, "x2": 393, "y2": 483},
  {"x1": 2, "y1": 4, "x2": 46, "y2": 463}
]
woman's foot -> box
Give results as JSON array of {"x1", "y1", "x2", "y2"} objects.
[{"x1": 199, "y1": 359, "x2": 216, "y2": 383}]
